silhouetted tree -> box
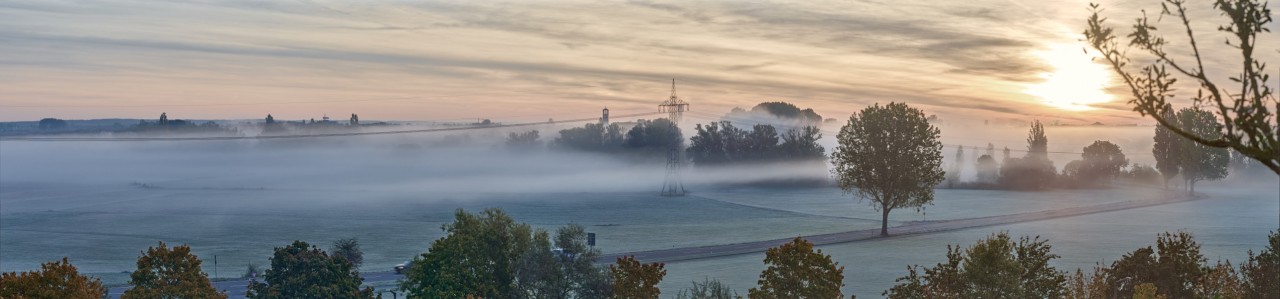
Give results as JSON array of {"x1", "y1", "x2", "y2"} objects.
[
  {"x1": 624, "y1": 118, "x2": 682, "y2": 151},
  {"x1": 506, "y1": 130, "x2": 542, "y2": 149},
  {"x1": 1240, "y1": 231, "x2": 1280, "y2": 298},
  {"x1": 1000, "y1": 121, "x2": 1057, "y2": 190},
  {"x1": 610, "y1": 256, "x2": 666, "y2": 299},
  {"x1": 975, "y1": 155, "x2": 999, "y2": 183},
  {"x1": 1080, "y1": 140, "x2": 1128, "y2": 184},
  {"x1": 778, "y1": 126, "x2": 825, "y2": 160},
  {"x1": 123, "y1": 242, "x2": 226, "y2": 299},
  {"x1": 37, "y1": 118, "x2": 68, "y2": 130},
  {"x1": 0, "y1": 258, "x2": 106, "y2": 299},
  {"x1": 832, "y1": 102, "x2": 944, "y2": 236},
  {"x1": 1101, "y1": 232, "x2": 1205, "y2": 299},
  {"x1": 1175, "y1": 108, "x2": 1230, "y2": 193},
  {"x1": 330, "y1": 238, "x2": 363, "y2": 270},
  {"x1": 246, "y1": 241, "x2": 374, "y2": 299},
  {"x1": 748, "y1": 237, "x2": 845, "y2": 299},
  {"x1": 1152, "y1": 106, "x2": 1182, "y2": 189},
  {"x1": 1085, "y1": 0, "x2": 1280, "y2": 174},
  {"x1": 947, "y1": 146, "x2": 966, "y2": 188}
]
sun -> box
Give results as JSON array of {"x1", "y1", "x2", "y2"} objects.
[{"x1": 1025, "y1": 43, "x2": 1115, "y2": 111}]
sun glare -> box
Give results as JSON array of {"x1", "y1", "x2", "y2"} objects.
[{"x1": 1025, "y1": 44, "x2": 1115, "y2": 111}]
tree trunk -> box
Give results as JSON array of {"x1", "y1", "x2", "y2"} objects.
[{"x1": 881, "y1": 208, "x2": 890, "y2": 237}]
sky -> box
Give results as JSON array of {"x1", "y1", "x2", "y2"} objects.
[{"x1": 1, "y1": 0, "x2": 1275, "y2": 123}]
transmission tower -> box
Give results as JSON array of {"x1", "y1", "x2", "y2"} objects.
[{"x1": 659, "y1": 79, "x2": 690, "y2": 196}]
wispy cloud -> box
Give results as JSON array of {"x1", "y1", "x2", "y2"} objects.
[{"x1": 0, "y1": 0, "x2": 1193, "y2": 124}]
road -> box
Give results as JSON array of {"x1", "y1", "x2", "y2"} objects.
[{"x1": 107, "y1": 191, "x2": 1197, "y2": 298}]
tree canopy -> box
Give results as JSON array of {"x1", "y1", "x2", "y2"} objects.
[
  {"x1": 123, "y1": 242, "x2": 226, "y2": 299},
  {"x1": 610, "y1": 256, "x2": 666, "y2": 299},
  {"x1": 246, "y1": 240, "x2": 374, "y2": 299},
  {"x1": 688, "y1": 121, "x2": 824, "y2": 166},
  {"x1": 885, "y1": 232, "x2": 1066, "y2": 299},
  {"x1": 748, "y1": 237, "x2": 845, "y2": 299},
  {"x1": 832, "y1": 102, "x2": 944, "y2": 236},
  {"x1": 0, "y1": 258, "x2": 106, "y2": 299}
]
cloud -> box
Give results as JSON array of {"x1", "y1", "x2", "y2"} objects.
[{"x1": 0, "y1": 0, "x2": 1168, "y2": 124}]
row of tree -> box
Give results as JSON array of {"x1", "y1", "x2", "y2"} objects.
[
  {"x1": 0, "y1": 238, "x2": 369, "y2": 299},
  {"x1": 686, "y1": 122, "x2": 825, "y2": 165},
  {"x1": 3, "y1": 212, "x2": 1275, "y2": 299},
  {"x1": 943, "y1": 111, "x2": 1230, "y2": 192},
  {"x1": 548, "y1": 118, "x2": 682, "y2": 154},
  {"x1": 886, "y1": 231, "x2": 1279, "y2": 299},
  {"x1": 399, "y1": 208, "x2": 849, "y2": 299}
]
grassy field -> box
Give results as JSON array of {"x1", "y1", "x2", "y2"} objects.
[{"x1": 2, "y1": 140, "x2": 1276, "y2": 298}]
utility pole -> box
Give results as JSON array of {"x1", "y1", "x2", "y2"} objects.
[{"x1": 659, "y1": 79, "x2": 690, "y2": 196}]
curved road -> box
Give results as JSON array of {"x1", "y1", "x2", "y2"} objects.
[{"x1": 107, "y1": 191, "x2": 1197, "y2": 298}]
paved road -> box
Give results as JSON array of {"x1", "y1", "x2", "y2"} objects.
[
  {"x1": 107, "y1": 191, "x2": 1197, "y2": 298},
  {"x1": 599, "y1": 191, "x2": 1200, "y2": 263},
  {"x1": 107, "y1": 271, "x2": 404, "y2": 298}
]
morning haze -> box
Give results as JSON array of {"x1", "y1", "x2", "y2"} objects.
[{"x1": 1, "y1": 1, "x2": 1278, "y2": 299}]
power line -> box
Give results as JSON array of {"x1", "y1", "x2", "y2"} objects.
[{"x1": 0, "y1": 111, "x2": 662, "y2": 142}]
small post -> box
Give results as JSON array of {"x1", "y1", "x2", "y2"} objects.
[{"x1": 213, "y1": 255, "x2": 218, "y2": 279}]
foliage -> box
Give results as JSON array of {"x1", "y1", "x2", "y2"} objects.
[
  {"x1": 1174, "y1": 108, "x2": 1230, "y2": 193},
  {"x1": 506, "y1": 130, "x2": 542, "y2": 149},
  {"x1": 975, "y1": 154, "x2": 999, "y2": 183},
  {"x1": 1124, "y1": 164, "x2": 1163, "y2": 185},
  {"x1": 749, "y1": 102, "x2": 824, "y2": 124},
  {"x1": 1080, "y1": 140, "x2": 1128, "y2": 183},
  {"x1": 401, "y1": 209, "x2": 609, "y2": 299},
  {"x1": 516, "y1": 224, "x2": 611, "y2": 299},
  {"x1": 555, "y1": 123, "x2": 625, "y2": 152},
  {"x1": 624, "y1": 118, "x2": 682, "y2": 151},
  {"x1": 946, "y1": 146, "x2": 965, "y2": 188},
  {"x1": 1084, "y1": 0, "x2": 1280, "y2": 174},
  {"x1": 748, "y1": 237, "x2": 844, "y2": 299},
  {"x1": 1152, "y1": 107, "x2": 1182, "y2": 188},
  {"x1": 688, "y1": 121, "x2": 824, "y2": 166},
  {"x1": 832, "y1": 102, "x2": 944, "y2": 236},
  {"x1": 1240, "y1": 231, "x2": 1280, "y2": 298},
  {"x1": 0, "y1": 257, "x2": 106, "y2": 299},
  {"x1": 246, "y1": 240, "x2": 375, "y2": 299},
  {"x1": 885, "y1": 232, "x2": 1066, "y2": 298},
  {"x1": 1101, "y1": 231, "x2": 1205, "y2": 299},
  {"x1": 999, "y1": 121, "x2": 1057, "y2": 190},
  {"x1": 402, "y1": 208, "x2": 532, "y2": 298},
  {"x1": 330, "y1": 237, "x2": 363, "y2": 270},
  {"x1": 123, "y1": 242, "x2": 226, "y2": 299},
  {"x1": 610, "y1": 256, "x2": 666, "y2": 299},
  {"x1": 37, "y1": 118, "x2": 68, "y2": 130},
  {"x1": 555, "y1": 118, "x2": 682, "y2": 156},
  {"x1": 675, "y1": 278, "x2": 738, "y2": 299}
]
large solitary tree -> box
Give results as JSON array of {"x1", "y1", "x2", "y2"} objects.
[
  {"x1": 832, "y1": 102, "x2": 945, "y2": 236},
  {"x1": 1084, "y1": 0, "x2": 1280, "y2": 175}
]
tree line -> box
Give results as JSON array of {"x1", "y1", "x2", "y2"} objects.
[{"x1": 6, "y1": 209, "x2": 1274, "y2": 299}]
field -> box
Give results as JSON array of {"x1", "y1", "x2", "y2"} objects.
[{"x1": 1, "y1": 139, "x2": 1277, "y2": 298}]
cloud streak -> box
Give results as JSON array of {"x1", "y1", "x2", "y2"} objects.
[{"x1": 0, "y1": 0, "x2": 1211, "y2": 124}]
